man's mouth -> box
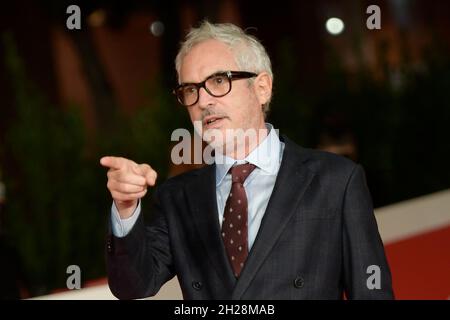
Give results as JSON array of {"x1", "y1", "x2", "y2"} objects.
[{"x1": 203, "y1": 116, "x2": 226, "y2": 129}]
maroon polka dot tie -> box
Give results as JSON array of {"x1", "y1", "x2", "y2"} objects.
[{"x1": 221, "y1": 163, "x2": 256, "y2": 278}]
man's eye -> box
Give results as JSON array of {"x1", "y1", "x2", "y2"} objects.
[
  {"x1": 213, "y1": 76, "x2": 226, "y2": 85},
  {"x1": 183, "y1": 86, "x2": 196, "y2": 95}
]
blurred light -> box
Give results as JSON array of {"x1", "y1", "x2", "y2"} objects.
[
  {"x1": 325, "y1": 17, "x2": 345, "y2": 35},
  {"x1": 88, "y1": 9, "x2": 107, "y2": 27},
  {"x1": 150, "y1": 21, "x2": 165, "y2": 37}
]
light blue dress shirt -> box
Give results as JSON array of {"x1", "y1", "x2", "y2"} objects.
[
  {"x1": 214, "y1": 124, "x2": 284, "y2": 249},
  {"x1": 111, "y1": 123, "x2": 284, "y2": 252}
]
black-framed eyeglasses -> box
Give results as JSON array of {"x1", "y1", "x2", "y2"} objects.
[{"x1": 173, "y1": 71, "x2": 258, "y2": 107}]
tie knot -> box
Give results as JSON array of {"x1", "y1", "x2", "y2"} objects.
[{"x1": 230, "y1": 163, "x2": 256, "y2": 184}]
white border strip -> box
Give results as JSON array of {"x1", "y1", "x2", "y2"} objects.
[{"x1": 375, "y1": 189, "x2": 450, "y2": 244}]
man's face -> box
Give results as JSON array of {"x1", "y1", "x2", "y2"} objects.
[{"x1": 178, "y1": 40, "x2": 268, "y2": 147}]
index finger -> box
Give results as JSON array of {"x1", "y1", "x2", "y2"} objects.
[{"x1": 100, "y1": 156, "x2": 129, "y2": 170}]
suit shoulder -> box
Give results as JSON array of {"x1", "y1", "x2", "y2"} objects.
[
  {"x1": 296, "y1": 147, "x2": 363, "y2": 193},
  {"x1": 283, "y1": 134, "x2": 355, "y2": 168},
  {"x1": 291, "y1": 143, "x2": 358, "y2": 180},
  {"x1": 305, "y1": 148, "x2": 356, "y2": 169}
]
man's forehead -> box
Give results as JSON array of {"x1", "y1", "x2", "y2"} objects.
[{"x1": 179, "y1": 40, "x2": 238, "y2": 82}]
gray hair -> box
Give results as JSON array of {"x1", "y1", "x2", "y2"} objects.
[{"x1": 175, "y1": 21, "x2": 273, "y2": 115}]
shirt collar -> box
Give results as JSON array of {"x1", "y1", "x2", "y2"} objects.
[{"x1": 215, "y1": 123, "x2": 282, "y2": 186}]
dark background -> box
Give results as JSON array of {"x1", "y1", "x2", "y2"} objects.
[{"x1": 0, "y1": 0, "x2": 449, "y2": 297}]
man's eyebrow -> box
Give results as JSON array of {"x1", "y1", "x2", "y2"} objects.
[
  {"x1": 180, "y1": 70, "x2": 228, "y2": 85},
  {"x1": 203, "y1": 70, "x2": 228, "y2": 79},
  {"x1": 212, "y1": 69, "x2": 227, "y2": 74}
]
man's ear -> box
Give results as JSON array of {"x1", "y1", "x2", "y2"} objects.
[{"x1": 254, "y1": 72, "x2": 272, "y2": 106}]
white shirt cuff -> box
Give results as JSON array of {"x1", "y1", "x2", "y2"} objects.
[{"x1": 110, "y1": 200, "x2": 141, "y2": 238}]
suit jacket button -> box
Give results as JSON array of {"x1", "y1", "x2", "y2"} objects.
[
  {"x1": 192, "y1": 281, "x2": 202, "y2": 291},
  {"x1": 294, "y1": 276, "x2": 304, "y2": 289},
  {"x1": 106, "y1": 240, "x2": 113, "y2": 253}
]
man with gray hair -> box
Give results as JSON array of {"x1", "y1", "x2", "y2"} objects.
[{"x1": 101, "y1": 21, "x2": 394, "y2": 300}]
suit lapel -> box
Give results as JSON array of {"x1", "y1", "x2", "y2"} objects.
[
  {"x1": 231, "y1": 136, "x2": 316, "y2": 299},
  {"x1": 185, "y1": 164, "x2": 236, "y2": 292}
]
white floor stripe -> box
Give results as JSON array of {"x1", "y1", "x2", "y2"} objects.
[{"x1": 375, "y1": 189, "x2": 450, "y2": 244}]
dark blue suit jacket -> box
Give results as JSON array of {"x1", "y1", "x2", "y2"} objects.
[{"x1": 106, "y1": 135, "x2": 394, "y2": 299}]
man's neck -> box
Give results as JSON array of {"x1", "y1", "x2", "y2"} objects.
[{"x1": 223, "y1": 124, "x2": 268, "y2": 160}]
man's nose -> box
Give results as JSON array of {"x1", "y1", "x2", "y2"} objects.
[{"x1": 197, "y1": 87, "x2": 214, "y2": 109}]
